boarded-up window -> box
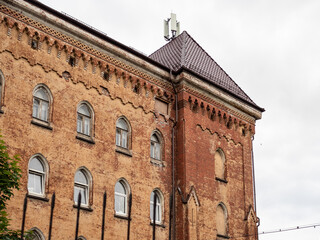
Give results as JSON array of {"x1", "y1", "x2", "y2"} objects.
[
  {"x1": 216, "y1": 203, "x2": 228, "y2": 236},
  {"x1": 215, "y1": 149, "x2": 226, "y2": 180},
  {"x1": 155, "y1": 98, "x2": 168, "y2": 115}
]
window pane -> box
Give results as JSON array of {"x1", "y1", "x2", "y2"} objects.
[
  {"x1": 0, "y1": 81, "x2": 2, "y2": 104},
  {"x1": 75, "y1": 170, "x2": 88, "y2": 184},
  {"x1": 116, "y1": 128, "x2": 121, "y2": 146},
  {"x1": 115, "y1": 182, "x2": 126, "y2": 194},
  {"x1": 29, "y1": 158, "x2": 44, "y2": 172},
  {"x1": 40, "y1": 101, "x2": 49, "y2": 121},
  {"x1": 150, "y1": 203, "x2": 154, "y2": 220},
  {"x1": 155, "y1": 143, "x2": 160, "y2": 160},
  {"x1": 115, "y1": 195, "x2": 125, "y2": 214},
  {"x1": 77, "y1": 115, "x2": 83, "y2": 133},
  {"x1": 116, "y1": 119, "x2": 128, "y2": 130},
  {"x1": 28, "y1": 173, "x2": 43, "y2": 194},
  {"x1": 34, "y1": 88, "x2": 49, "y2": 101},
  {"x1": 150, "y1": 142, "x2": 154, "y2": 158},
  {"x1": 151, "y1": 134, "x2": 158, "y2": 142},
  {"x1": 156, "y1": 204, "x2": 160, "y2": 221},
  {"x1": 33, "y1": 99, "x2": 40, "y2": 118},
  {"x1": 121, "y1": 131, "x2": 127, "y2": 148},
  {"x1": 84, "y1": 117, "x2": 90, "y2": 135},
  {"x1": 78, "y1": 104, "x2": 90, "y2": 116},
  {"x1": 150, "y1": 192, "x2": 161, "y2": 221},
  {"x1": 74, "y1": 186, "x2": 87, "y2": 205}
]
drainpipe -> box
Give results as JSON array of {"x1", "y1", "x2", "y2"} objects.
[
  {"x1": 251, "y1": 135, "x2": 260, "y2": 240},
  {"x1": 169, "y1": 69, "x2": 178, "y2": 240},
  {"x1": 251, "y1": 136, "x2": 257, "y2": 215}
]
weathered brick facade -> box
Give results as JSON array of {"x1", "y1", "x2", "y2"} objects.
[{"x1": 0, "y1": 1, "x2": 263, "y2": 239}]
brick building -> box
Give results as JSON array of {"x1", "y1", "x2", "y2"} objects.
[{"x1": 0, "y1": 0, "x2": 264, "y2": 239}]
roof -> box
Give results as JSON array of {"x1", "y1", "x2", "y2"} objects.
[
  {"x1": 24, "y1": 0, "x2": 263, "y2": 112},
  {"x1": 149, "y1": 31, "x2": 263, "y2": 110}
]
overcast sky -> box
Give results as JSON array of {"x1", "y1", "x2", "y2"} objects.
[{"x1": 38, "y1": 0, "x2": 320, "y2": 239}]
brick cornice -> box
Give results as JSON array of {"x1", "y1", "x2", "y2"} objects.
[{"x1": 0, "y1": 3, "x2": 173, "y2": 95}]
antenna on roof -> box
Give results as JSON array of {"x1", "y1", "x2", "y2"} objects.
[{"x1": 164, "y1": 13, "x2": 180, "y2": 41}]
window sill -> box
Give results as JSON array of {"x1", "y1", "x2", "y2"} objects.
[
  {"x1": 73, "y1": 204, "x2": 93, "y2": 212},
  {"x1": 76, "y1": 133, "x2": 95, "y2": 144},
  {"x1": 150, "y1": 222, "x2": 166, "y2": 228},
  {"x1": 27, "y1": 194, "x2": 49, "y2": 202},
  {"x1": 215, "y1": 177, "x2": 228, "y2": 184},
  {"x1": 114, "y1": 214, "x2": 130, "y2": 220},
  {"x1": 115, "y1": 146, "x2": 132, "y2": 157},
  {"x1": 217, "y1": 234, "x2": 230, "y2": 239},
  {"x1": 31, "y1": 119, "x2": 53, "y2": 130},
  {"x1": 150, "y1": 158, "x2": 164, "y2": 167}
]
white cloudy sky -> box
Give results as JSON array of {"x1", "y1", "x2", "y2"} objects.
[{"x1": 38, "y1": 0, "x2": 320, "y2": 239}]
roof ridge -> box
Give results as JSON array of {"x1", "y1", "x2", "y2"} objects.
[
  {"x1": 148, "y1": 31, "x2": 261, "y2": 109},
  {"x1": 180, "y1": 31, "x2": 187, "y2": 67}
]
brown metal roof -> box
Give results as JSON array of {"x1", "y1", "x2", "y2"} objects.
[{"x1": 150, "y1": 31, "x2": 262, "y2": 110}]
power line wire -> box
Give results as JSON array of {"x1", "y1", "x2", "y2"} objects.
[
  {"x1": 230, "y1": 223, "x2": 320, "y2": 239},
  {"x1": 259, "y1": 223, "x2": 320, "y2": 235}
]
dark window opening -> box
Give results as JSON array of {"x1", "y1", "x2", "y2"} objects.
[
  {"x1": 69, "y1": 57, "x2": 76, "y2": 67},
  {"x1": 103, "y1": 72, "x2": 109, "y2": 80},
  {"x1": 31, "y1": 39, "x2": 38, "y2": 50}
]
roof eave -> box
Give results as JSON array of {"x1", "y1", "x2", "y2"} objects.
[{"x1": 176, "y1": 66, "x2": 265, "y2": 113}]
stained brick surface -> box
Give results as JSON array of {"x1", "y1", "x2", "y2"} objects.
[{"x1": 0, "y1": 1, "x2": 261, "y2": 239}]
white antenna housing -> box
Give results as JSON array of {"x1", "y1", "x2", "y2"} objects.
[
  {"x1": 163, "y1": 13, "x2": 180, "y2": 41},
  {"x1": 176, "y1": 22, "x2": 180, "y2": 36},
  {"x1": 164, "y1": 20, "x2": 169, "y2": 39},
  {"x1": 171, "y1": 13, "x2": 177, "y2": 31}
]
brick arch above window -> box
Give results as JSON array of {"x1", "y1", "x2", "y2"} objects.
[
  {"x1": 115, "y1": 116, "x2": 132, "y2": 156},
  {"x1": 76, "y1": 101, "x2": 95, "y2": 144},
  {"x1": 150, "y1": 129, "x2": 164, "y2": 165},
  {"x1": 215, "y1": 148, "x2": 227, "y2": 182},
  {"x1": 31, "y1": 84, "x2": 53, "y2": 129},
  {"x1": 216, "y1": 202, "x2": 228, "y2": 238}
]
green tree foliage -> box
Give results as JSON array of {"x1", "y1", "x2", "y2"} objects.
[{"x1": 0, "y1": 134, "x2": 29, "y2": 239}]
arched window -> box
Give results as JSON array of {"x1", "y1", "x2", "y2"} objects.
[
  {"x1": 74, "y1": 168, "x2": 91, "y2": 206},
  {"x1": 215, "y1": 149, "x2": 226, "y2": 181},
  {"x1": 29, "y1": 227, "x2": 45, "y2": 240},
  {"x1": 33, "y1": 86, "x2": 51, "y2": 122},
  {"x1": 78, "y1": 236, "x2": 86, "y2": 240},
  {"x1": 150, "y1": 132, "x2": 161, "y2": 161},
  {"x1": 0, "y1": 70, "x2": 4, "y2": 108},
  {"x1": 116, "y1": 118, "x2": 130, "y2": 149},
  {"x1": 114, "y1": 179, "x2": 130, "y2": 216},
  {"x1": 150, "y1": 190, "x2": 163, "y2": 224},
  {"x1": 77, "y1": 103, "x2": 93, "y2": 136},
  {"x1": 216, "y1": 203, "x2": 228, "y2": 237},
  {"x1": 28, "y1": 155, "x2": 48, "y2": 196}
]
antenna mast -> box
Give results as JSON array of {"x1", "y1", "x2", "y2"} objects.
[{"x1": 164, "y1": 13, "x2": 180, "y2": 41}]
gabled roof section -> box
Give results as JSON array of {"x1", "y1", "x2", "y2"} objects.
[{"x1": 149, "y1": 31, "x2": 262, "y2": 110}]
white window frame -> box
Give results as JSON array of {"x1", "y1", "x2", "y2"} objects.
[
  {"x1": 32, "y1": 85, "x2": 51, "y2": 122},
  {"x1": 150, "y1": 190, "x2": 162, "y2": 224},
  {"x1": 74, "y1": 168, "x2": 91, "y2": 206},
  {"x1": 27, "y1": 155, "x2": 47, "y2": 197},
  {"x1": 0, "y1": 70, "x2": 4, "y2": 108},
  {"x1": 116, "y1": 118, "x2": 130, "y2": 149},
  {"x1": 77, "y1": 103, "x2": 93, "y2": 136},
  {"x1": 114, "y1": 179, "x2": 130, "y2": 216},
  {"x1": 150, "y1": 132, "x2": 162, "y2": 161}
]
